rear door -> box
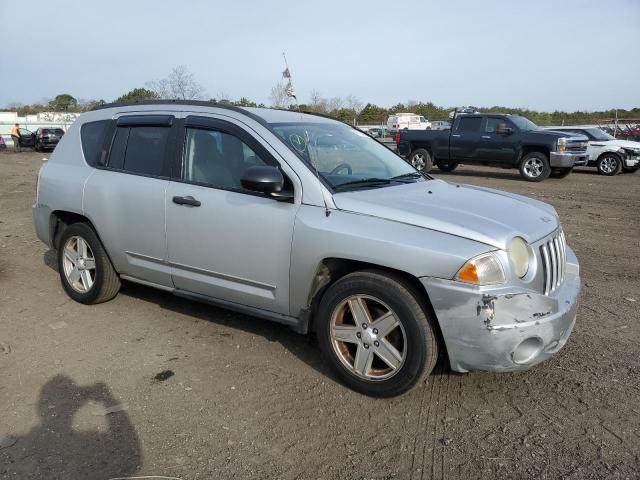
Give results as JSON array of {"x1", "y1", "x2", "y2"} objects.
[
  {"x1": 83, "y1": 115, "x2": 176, "y2": 287},
  {"x1": 476, "y1": 117, "x2": 518, "y2": 163},
  {"x1": 449, "y1": 116, "x2": 482, "y2": 161},
  {"x1": 165, "y1": 115, "x2": 299, "y2": 314}
]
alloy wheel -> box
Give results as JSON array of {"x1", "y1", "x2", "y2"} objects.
[
  {"x1": 329, "y1": 295, "x2": 407, "y2": 380},
  {"x1": 600, "y1": 156, "x2": 617, "y2": 174},
  {"x1": 411, "y1": 154, "x2": 425, "y2": 171},
  {"x1": 524, "y1": 158, "x2": 544, "y2": 177},
  {"x1": 62, "y1": 236, "x2": 96, "y2": 293}
]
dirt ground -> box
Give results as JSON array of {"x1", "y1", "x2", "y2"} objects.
[{"x1": 1, "y1": 151, "x2": 639, "y2": 480}]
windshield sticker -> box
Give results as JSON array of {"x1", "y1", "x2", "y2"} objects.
[{"x1": 289, "y1": 133, "x2": 307, "y2": 153}]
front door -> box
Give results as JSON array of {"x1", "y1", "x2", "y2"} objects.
[
  {"x1": 165, "y1": 116, "x2": 299, "y2": 314},
  {"x1": 476, "y1": 117, "x2": 518, "y2": 163}
]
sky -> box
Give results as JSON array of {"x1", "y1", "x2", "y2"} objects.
[{"x1": 1, "y1": 0, "x2": 639, "y2": 112}]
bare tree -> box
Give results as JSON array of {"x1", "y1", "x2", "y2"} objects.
[
  {"x1": 269, "y1": 82, "x2": 290, "y2": 109},
  {"x1": 345, "y1": 94, "x2": 363, "y2": 115},
  {"x1": 147, "y1": 65, "x2": 205, "y2": 100},
  {"x1": 308, "y1": 90, "x2": 328, "y2": 113},
  {"x1": 327, "y1": 96, "x2": 344, "y2": 112}
]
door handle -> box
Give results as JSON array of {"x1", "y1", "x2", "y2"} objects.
[
  {"x1": 172, "y1": 195, "x2": 201, "y2": 207},
  {"x1": 481, "y1": 135, "x2": 491, "y2": 139},
  {"x1": 451, "y1": 134, "x2": 461, "y2": 137}
]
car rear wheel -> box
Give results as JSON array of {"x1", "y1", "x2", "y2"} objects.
[
  {"x1": 408, "y1": 148, "x2": 433, "y2": 172},
  {"x1": 519, "y1": 152, "x2": 551, "y2": 182},
  {"x1": 597, "y1": 153, "x2": 622, "y2": 176},
  {"x1": 549, "y1": 167, "x2": 573, "y2": 178},
  {"x1": 57, "y1": 223, "x2": 120, "y2": 304},
  {"x1": 316, "y1": 271, "x2": 439, "y2": 397}
]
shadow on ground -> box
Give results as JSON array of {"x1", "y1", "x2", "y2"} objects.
[{"x1": 0, "y1": 375, "x2": 141, "y2": 479}]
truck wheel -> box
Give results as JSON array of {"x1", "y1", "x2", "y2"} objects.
[
  {"x1": 57, "y1": 223, "x2": 121, "y2": 305},
  {"x1": 550, "y1": 167, "x2": 573, "y2": 178},
  {"x1": 597, "y1": 153, "x2": 622, "y2": 176},
  {"x1": 316, "y1": 271, "x2": 439, "y2": 397},
  {"x1": 519, "y1": 152, "x2": 550, "y2": 182},
  {"x1": 408, "y1": 149, "x2": 433, "y2": 172},
  {"x1": 437, "y1": 162, "x2": 458, "y2": 172}
]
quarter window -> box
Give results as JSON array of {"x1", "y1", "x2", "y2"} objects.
[
  {"x1": 182, "y1": 127, "x2": 268, "y2": 190},
  {"x1": 457, "y1": 117, "x2": 482, "y2": 133},
  {"x1": 80, "y1": 120, "x2": 109, "y2": 167},
  {"x1": 108, "y1": 126, "x2": 169, "y2": 176}
]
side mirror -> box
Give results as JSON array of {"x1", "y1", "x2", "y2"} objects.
[{"x1": 241, "y1": 166, "x2": 293, "y2": 201}]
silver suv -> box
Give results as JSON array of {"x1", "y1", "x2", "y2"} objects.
[{"x1": 33, "y1": 101, "x2": 581, "y2": 397}]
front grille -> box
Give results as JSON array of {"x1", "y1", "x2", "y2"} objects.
[
  {"x1": 566, "y1": 141, "x2": 588, "y2": 153},
  {"x1": 540, "y1": 230, "x2": 567, "y2": 295}
]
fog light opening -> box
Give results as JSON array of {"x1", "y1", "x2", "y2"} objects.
[{"x1": 512, "y1": 337, "x2": 544, "y2": 364}]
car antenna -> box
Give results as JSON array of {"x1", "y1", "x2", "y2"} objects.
[{"x1": 282, "y1": 52, "x2": 331, "y2": 217}]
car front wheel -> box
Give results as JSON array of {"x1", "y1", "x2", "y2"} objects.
[
  {"x1": 519, "y1": 152, "x2": 551, "y2": 182},
  {"x1": 316, "y1": 271, "x2": 439, "y2": 397},
  {"x1": 597, "y1": 153, "x2": 622, "y2": 176},
  {"x1": 57, "y1": 223, "x2": 120, "y2": 304}
]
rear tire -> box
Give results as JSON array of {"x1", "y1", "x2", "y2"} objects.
[
  {"x1": 316, "y1": 271, "x2": 439, "y2": 397},
  {"x1": 437, "y1": 162, "x2": 459, "y2": 172},
  {"x1": 519, "y1": 152, "x2": 551, "y2": 182},
  {"x1": 597, "y1": 153, "x2": 622, "y2": 176},
  {"x1": 408, "y1": 148, "x2": 433, "y2": 172},
  {"x1": 549, "y1": 167, "x2": 573, "y2": 179},
  {"x1": 57, "y1": 223, "x2": 120, "y2": 304}
]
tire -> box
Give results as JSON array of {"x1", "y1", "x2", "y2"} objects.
[
  {"x1": 316, "y1": 271, "x2": 439, "y2": 397},
  {"x1": 57, "y1": 223, "x2": 120, "y2": 304},
  {"x1": 549, "y1": 167, "x2": 573, "y2": 179},
  {"x1": 519, "y1": 152, "x2": 551, "y2": 182},
  {"x1": 437, "y1": 161, "x2": 459, "y2": 172},
  {"x1": 597, "y1": 153, "x2": 622, "y2": 176},
  {"x1": 408, "y1": 148, "x2": 433, "y2": 172}
]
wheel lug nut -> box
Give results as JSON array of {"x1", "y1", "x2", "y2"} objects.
[
  {"x1": 362, "y1": 323, "x2": 367, "y2": 329},
  {"x1": 356, "y1": 332, "x2": 361, "y2": 338},
  {"x1": 374, "y1": 341, "x2": 379, "y2": 347},
  {"x1": 364, "y1": 343, "x2": 369, "y2": 349},
  {"x1": 373, "y1": 328, "x2": 378, "y2": 334}
]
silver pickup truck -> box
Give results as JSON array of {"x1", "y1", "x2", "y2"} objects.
[{"x1": 33, "y1": 101, "x2": 580, "y2": 397}]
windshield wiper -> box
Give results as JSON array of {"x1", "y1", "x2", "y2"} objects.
[
  {"x1": 334, "y1": 178, "x2": 392, "y2": 190},
  {"x1": 390, "y1": 172, "x2": 424, "y2": 182}
]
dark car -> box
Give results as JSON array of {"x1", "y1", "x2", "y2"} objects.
[
  {"x1": 34, "y1": 127, "x2": 65, "y2": 151},
  {"x1": 397, "y1": 114, "x2": 589, "y2": 181}
]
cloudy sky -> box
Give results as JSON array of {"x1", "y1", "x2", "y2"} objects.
[{"x1": 2, "y1": 0, "x2": 638, "y2": 111}]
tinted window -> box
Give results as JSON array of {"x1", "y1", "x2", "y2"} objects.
[
  {"x1": 80, "y1": 120, "x2": 109, "y2": 166},
  {"x1": 183, "y1": 127, "x2": 267, "y2": 190},
  {"x1": 108, "y1": 126, "x2": 169, "y2": 176},
  {"x1": 485, "y1": 118, "x2": 508, "y2": 133},
  {"x1": 457, "y1": 117, "x2": 482, "y2": 132},
  {"x1": 43, "y1": 128, "x2": 65, "y2": 135}
]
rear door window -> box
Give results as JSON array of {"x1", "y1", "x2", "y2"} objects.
[
  {"x1": 457, "y1": 117, "x2": 482, "y2": 132},
  {"x1": 80, "y1": 120, "x2": 109, "y2": 167},
  {"x1": 108, "y1": 126, "x2": 170, "y2": 176}
]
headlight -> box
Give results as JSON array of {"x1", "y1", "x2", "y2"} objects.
[
  {"x1": 556, "y1": 137, "x2": 566, "y2": 153},
  {"x1": 509, "y1": 236, "x2": 530, "y2": 278},
  {"x1": 455, "y1": 252, "x2": 505, "y2": 285}
]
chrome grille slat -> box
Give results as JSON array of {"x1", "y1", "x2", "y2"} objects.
[{"x1": 540, "y1": 230, "x2": 567, "y2": 295}]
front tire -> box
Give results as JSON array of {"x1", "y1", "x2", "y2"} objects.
[
  {"x1": 519, "y1": 152, "x2": 550, "y2": 182},
  {"x1": 408, "y1": 148, "x2": 433, "y2": 172},
  {"x1": 316, "y1": 271, "x2": 439, "y2": 397},
  {"x1": 57, "y1": 223, "x2": 120, "y2": 304},
  {"x1": 549, "y1": 167, "x2": 573, "y2": 178},
  {"x1": 597, "y1": 153, "x2": 622, "y2": 176}
]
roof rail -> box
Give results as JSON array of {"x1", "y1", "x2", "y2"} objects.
[{"x1": 90, "y1": 99, "x2": 270, "y2": 128}]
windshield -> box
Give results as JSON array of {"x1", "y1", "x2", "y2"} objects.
[
  {"x1": 509, "y1": 116, "x2": 540, "y2": 131},
  {"x1": 586, "y1": 128, "x2": 615, "y2": 141},
  {"x1": 271, "y1": 122, "x2": 423, "y2": 190}
]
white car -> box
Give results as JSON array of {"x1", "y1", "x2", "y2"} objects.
[
  {"x1": 548, "y1": 126, "x2": 640, "y2": 175},
  {"x1": 387, "y1": 113, "x2": 431, "y2": 135}
]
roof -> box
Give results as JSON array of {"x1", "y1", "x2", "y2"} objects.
[{"x1": 91, "y1": 100, "x2": 336, "y2": 125}]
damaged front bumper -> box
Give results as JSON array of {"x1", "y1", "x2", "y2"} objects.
[{"x1": 421, "y1": 247, "x2": 580, "y2": 373}]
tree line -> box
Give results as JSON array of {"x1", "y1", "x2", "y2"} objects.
[{"x1": 3, "y1": 65, "x2": 638, "y2": 126}]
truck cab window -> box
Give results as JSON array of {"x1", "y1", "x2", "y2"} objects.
[{"x1": 457, "y1": 117, "x2": 482, "y2": 133}]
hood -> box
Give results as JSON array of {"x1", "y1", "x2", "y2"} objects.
[
  {"x1": 597, "y1": 138, "x2": 640, "y2": 150},
  {"x1": 529, "y1": 129, "x2": 588, "y2": 140},
  {"x1": 332, "y1": 180, "x2": 559, "y2": 249}
]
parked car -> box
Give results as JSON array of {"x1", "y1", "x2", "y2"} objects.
[
  {"x1": 546, "y1": 126, "x2": 640, "y2": 175},
  {"x1": 367, "y1": 127, "x2": 384, "y2": 138},
  {"x1": 34, "y1": 127, "x2": 65, "y2": 152},
  {"x1": 387, "y1": 113, "x2": 431, "y2": 136},
  {"x1": 430, "y1": 120, "x2": 451, "y2": 131},
  {"x1": 33, "y1": 101, "x2": 580, "y2": 397},
  {"x1": 397, "y1": 114, "x2": 589, "y2": 181}
]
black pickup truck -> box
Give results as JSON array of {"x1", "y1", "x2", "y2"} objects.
[{"x1": 396, "y1": 114, "x2": 589, "y2": 181}]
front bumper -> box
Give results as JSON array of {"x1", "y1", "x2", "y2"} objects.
[
  {"x1": 421, "y1": 246, "x2": 580, "y2": 373},
  {"x1": 623, "y1": 154, "x2": 640, "y2": 168},
  {"x1": 550, "y1": 152, "x2": 588, "y2": 167}
]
